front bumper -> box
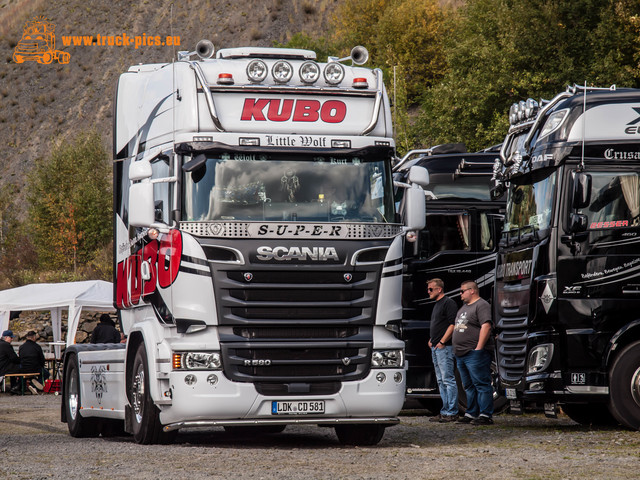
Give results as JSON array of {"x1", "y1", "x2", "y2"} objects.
[{"x1": 159, "y1": 367, "x2": 406, "y2": 430}]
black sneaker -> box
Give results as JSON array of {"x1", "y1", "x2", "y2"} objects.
[
  {"x1": 456, "y1": 415, "x2": 475, "y2": 424},
  {"x1": 471, "y1": 416, "x2": 494, "y2": 425},
  {"x1": 439, "y1": 414, "x2": 459, "y2": 423},
  {"x1": 429, "y1": 414, "x2": 443, "y2": 423}
]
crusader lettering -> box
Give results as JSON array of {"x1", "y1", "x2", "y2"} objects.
[
  {"x1": 241, "y1": 98, "x2": 347, "y2": 123},
  {"x1": 256, "y1": 246, "x2": 340, "y2": 261},
  {"x1": 116, "y1": 229, "x2": 182, "y2": 308}
]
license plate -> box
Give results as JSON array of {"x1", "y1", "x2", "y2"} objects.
[
  {"x1": 271, "y1": 400, "x2": 325, "y2": 415},
  {"x1": 505, "y1": 388, "x2": 517, "y2": 399}
]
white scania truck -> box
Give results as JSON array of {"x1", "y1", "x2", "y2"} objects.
[{"x1": 61, "y1": 42, "x2": 428, "y2": 445}]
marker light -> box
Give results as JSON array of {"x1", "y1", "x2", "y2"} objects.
[
  {"x1": 247, "y1": 59, "x2": 268, "y2": 83},
  {"x1": 299, "y1": 61, "x2": 320, "y2": 84},
  {"x1": 324, "y1": 62, "x2": 345, "y2": 85},
  {"x1": 217, "y1": 73, "x2": 234, "y2": 85},
  {"x1": 272, "y1": 60, "x2": 293, "y2": 83},
  {"x1": 352, "y1": 77, "x2": 368, "y2": 89}
]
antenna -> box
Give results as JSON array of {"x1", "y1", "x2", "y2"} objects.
[{"x1": 580, "y1": 80, "x2": 586, "y2": 171}]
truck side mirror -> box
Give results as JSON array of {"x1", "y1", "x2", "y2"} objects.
[
  {"x1": 569, "y1": 213, "x2": 588, "y2": 233},
  {"x1": 129, "y1": 158, "x2": 153, "y2": 181},
  {"x1": 572, "y1": 172, "x2": 591, "y2": 209},
  {"x1": 404, "y1": 186, "x2": 426, "y2": 232},
  {"x1": 408, "y1": 165, "x2": 430, "y2": 188},
  {"x1": 129, "y1": 182, "x2": 155, "y2": 227}
]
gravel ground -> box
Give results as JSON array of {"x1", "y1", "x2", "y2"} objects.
[{"x1": 0, "y1": 393, "x2": 638, "y2": 480}]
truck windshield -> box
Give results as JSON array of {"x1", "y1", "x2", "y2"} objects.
[
  {"x1": 183, "y1": 152, "x2": 394, "y2": 223},
  {"x1": 503, "y1": 168, "x2": 557, "y2": 242}
]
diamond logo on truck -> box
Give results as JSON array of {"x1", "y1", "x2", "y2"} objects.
[
  {"x1": 243, "y1": 272, "x2": 253, "y2": 282},
  {"x1": 541, "y1": 283, "x2": 555, "y2": 314},
  {"x1": 344, "y1": 273, "x2": 352, "y2": 282}
]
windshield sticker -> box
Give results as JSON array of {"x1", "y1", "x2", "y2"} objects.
[{"x1": 589, "y1": 220, "x2": 629, "y2": 229}]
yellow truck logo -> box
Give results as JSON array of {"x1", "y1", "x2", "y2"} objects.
[{"x1": 13, "y1": 16, "x2": 70, "y2": 65}]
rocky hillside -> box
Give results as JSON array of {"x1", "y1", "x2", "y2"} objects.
[{"x1": 0, "y1": 0, "x2": 338, "y2": 212}]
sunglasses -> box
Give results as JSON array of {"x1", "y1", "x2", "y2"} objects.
[
  {"x1": 427, "y1": 287, "x2": 440, "y2": 292},
  {"x1": 460, "y1": 288, "x2": 473, "y2": 293}
]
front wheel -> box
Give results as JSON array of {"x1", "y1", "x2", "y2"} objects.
[
  {"x1": 64, "y1": 354, "x2": 101, "y2": 437},
  {"x1": 561, "y1": 403, "x2": 618, "y2": 427},
  {"x1": 129, "y1": 343, "x2": 175, "y2": 444},
  {"x1": 335, "y1": 424, "x2": 386, "y2": 446},
  {"x1": 609, "y1": 340, "x2": 640, "y2": 430}
]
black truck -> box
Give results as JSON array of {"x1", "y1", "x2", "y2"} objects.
[
  {"x1": 492, "y1": 85, "x2": 640, "y2": 429},
  {"x1": 394, "y1": 145, "x2": 506, "y2": 412}
]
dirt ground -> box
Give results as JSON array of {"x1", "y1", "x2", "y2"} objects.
[{"x1": 0, "y1": 393, "x2": 638, "y2": 480}]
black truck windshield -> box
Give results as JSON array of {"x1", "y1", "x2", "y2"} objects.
[
  {"x1": 503, "y1": 168, "x2": 557, "y2": 242},
  {"x1": 183, "y1": 152, "x2": 394, "y2": 223}
]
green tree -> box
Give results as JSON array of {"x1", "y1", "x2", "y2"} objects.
[
  {"x1": 27, "y1": 131, "x2": 112, "y2": 274},
  {"x1": 331, "y1": 0, "x2": 451, "y2": 101},
  {"x1": 415, "y1": 0, "x2": 640, "y2": 151}
]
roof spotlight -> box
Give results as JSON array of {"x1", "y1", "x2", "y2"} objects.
[
  {"x1": 324, "y1": 62, "x2": 345, "y2": 85},
  {"x1": 299, "y1": 61, "x2": 320, "y2": 84},
  {"x1": 247, "y1": 59, "x2": 268, "y2": 83},
  {"x1": 272, "y1": 60, "x2": 293, "y2": 83}
]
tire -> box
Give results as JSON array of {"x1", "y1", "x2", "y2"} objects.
[
  {"x1": 64, "y1": 354, "x2": 101, "y2": 437},
  {"x1": 39, "y1": 52, "x2": 53, "y2": 64},
  {"x1": 224, "y1": 425, "x2": 286, "y2": 435},
  {"x1": 335, "y1": 424, "x2": 386, "y2": 446},
  {"x1": 12, "y1": 53, "x2": 23, "y2": 64},
  {"x1": 129, "y1": 343, "x2": 176, "y2": 444},
  {"x1": 608, "y1": 340, "x2": 640, "y2": 430},
  {"x1": 561, "y1": 403, "x2": 618, "y2": 427}
]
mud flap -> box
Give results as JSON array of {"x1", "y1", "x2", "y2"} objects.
[{"x1": 544, "y1": 402, "x2": 558, "y2": 418}]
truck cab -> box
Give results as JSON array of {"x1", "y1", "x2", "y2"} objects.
[{"x1": 394, "y1": 144, "x2": 505, "y2": 411}]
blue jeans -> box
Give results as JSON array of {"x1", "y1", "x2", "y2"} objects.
[
  {"x1": 431, "y1": 345, "x2": 458, "y2": 416},
  {"x1": 455, "y1": 349, "x2": 493, "y2": 418}
]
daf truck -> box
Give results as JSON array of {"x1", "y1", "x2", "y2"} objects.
[
  {"x1": 60, "y1": 42, "x2": 428, "y2": 445},
  {"x1": 492, "y1": 85, "x2": 640, "y2": 429}
]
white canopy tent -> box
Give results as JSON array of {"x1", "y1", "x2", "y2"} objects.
[{"x1": 0, "y1": 280, "x2": 115, "y2": 357}]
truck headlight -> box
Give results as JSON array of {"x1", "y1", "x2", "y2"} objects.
[
  {"x1": 173, "y1": 352, "x2": 222, "y2": 370},
  {"x1": 527, "y1": 344, "x2": 553, "y2": 374},
  {"x1": 371, "y1": 349, "x2": 404, "y2": 368}
]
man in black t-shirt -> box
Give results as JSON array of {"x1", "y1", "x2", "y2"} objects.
[
  {"x1": 427, "y1": 278, "x2": 459, "y2": 422},
  {"x1": 452, "y1": 280, "x2": 494, "y2": 425}
]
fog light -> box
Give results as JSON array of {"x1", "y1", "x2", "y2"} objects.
[
  {"x1": 184, "y1": 374, "x2": 197, "y2": 386},
  {"x1": 394, "y1": 372, "x2": 403, "y2": 383},
  {"x1": 527, "y1": 344, "x2": 554, "y2": 374},
  {"x1": 529, "y1": 382, "x2": 544, "y2": 391},
  {"x1": 376, "y1": 372, "x2": 386, "y2": 383},
  {"x1": 207, "y1": 374, "x2": 218, "y2": 386}
]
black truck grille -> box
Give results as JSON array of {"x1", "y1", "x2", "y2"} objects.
[
  {"x1": 222, "y1": 342, "x2": 371, "y2": 382},
  {"x1": 215, "y1": 269, "x2": 377, "y2": 325},
  {"x1": 496, "y1": 315, "x2": 528, "y2": 383},
  {"x1": 210, "y1": 261, "x2": 382, "y2": 386}
]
